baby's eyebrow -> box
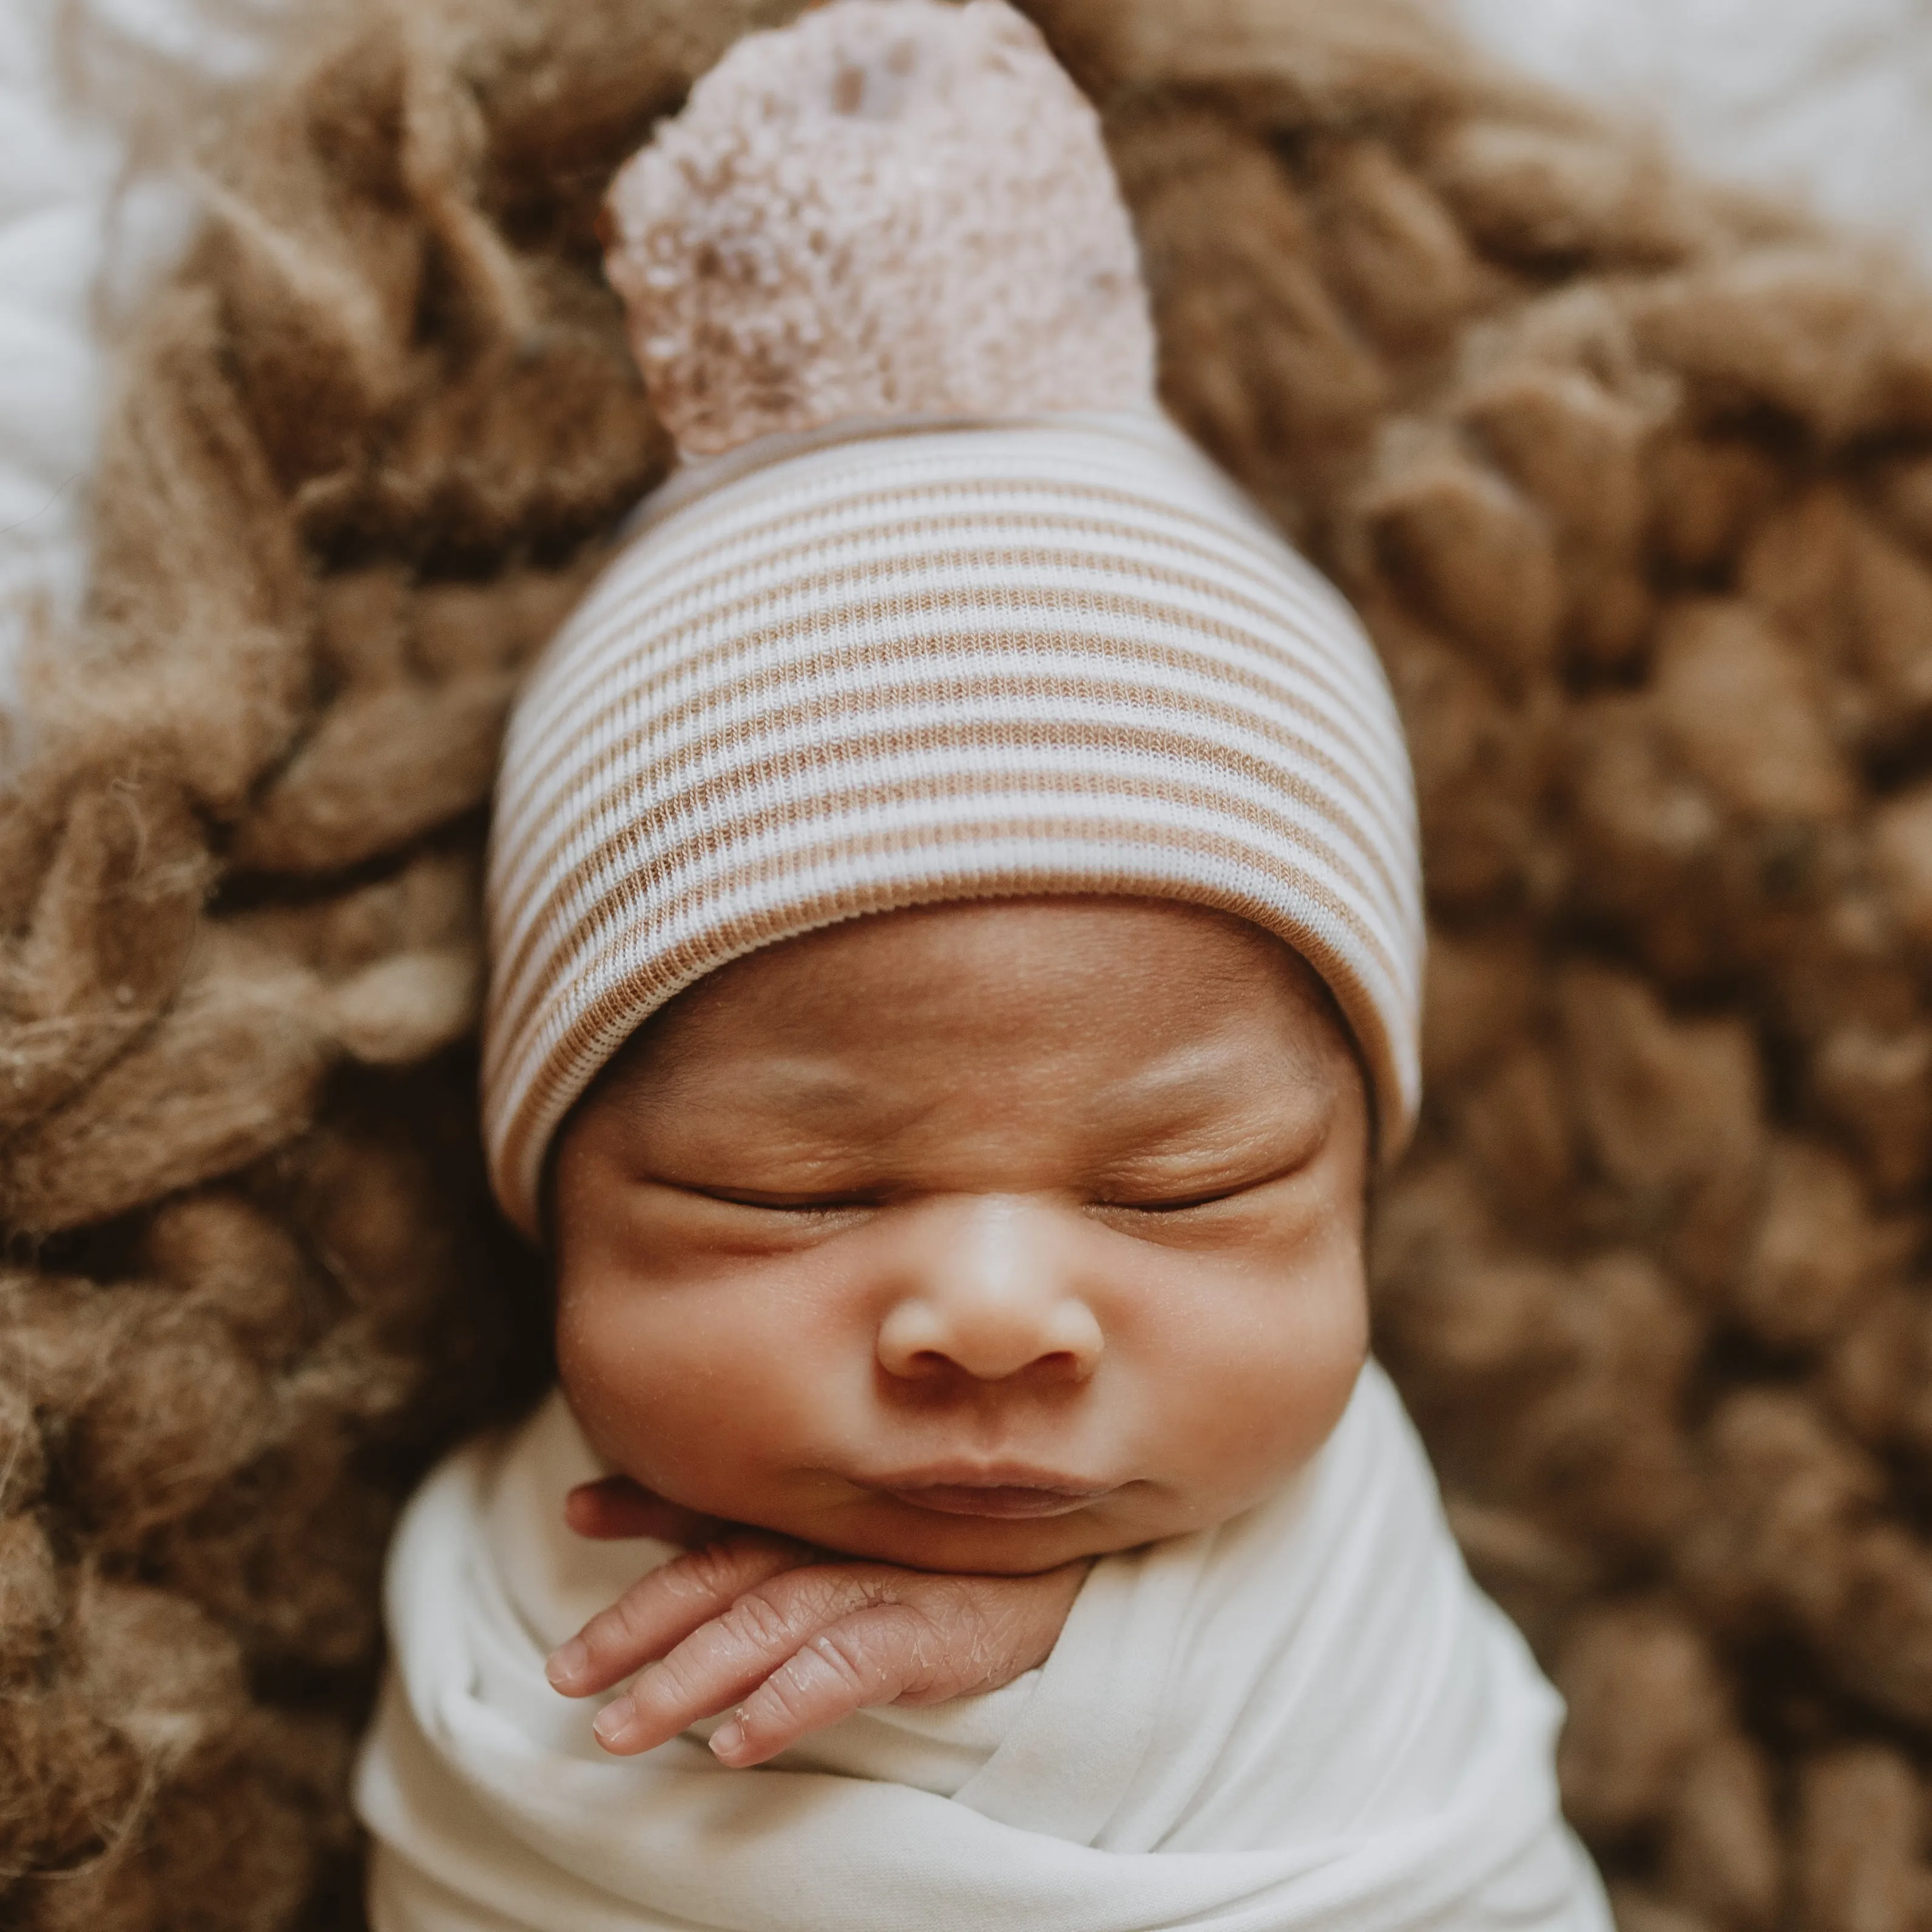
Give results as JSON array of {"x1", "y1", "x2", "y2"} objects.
[
  {"x1": 1095, "y1": 1112, "x2": 1319, "y2": 1178},
  {"x1": 737, "y1": 1061, "x2": 877, "y2": 1110},
  {"x1": 683, "y1": 1059, "x2": 931, "y2": 1140},
  {"x1": 1094, "y1": 1043, "x2": 1331, "y2": 1123}
]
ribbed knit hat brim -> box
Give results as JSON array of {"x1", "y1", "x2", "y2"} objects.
[{"x1": 482, "y1": 411, "x2": 1422, "y2": 1234}]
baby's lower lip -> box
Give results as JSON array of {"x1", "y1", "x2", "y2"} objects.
[{"x1": 880, "y1": 1484, "x2": 1113, "y2": 1519}]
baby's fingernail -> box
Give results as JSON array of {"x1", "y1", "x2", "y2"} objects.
[
  {"x1": 710, "y1": 1715, "x2": 746, "y2": 1762},
  {"x1": 545, "y1": 1638, "x2": 589, "y2": 1689},
  {"x1": 593, "y1": 1698, "x2": 641, "y2": 1752}
]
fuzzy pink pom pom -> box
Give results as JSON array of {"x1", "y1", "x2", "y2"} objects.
[{"x1": 602, "y1": 0, "x2": 1158, "y2": 456}]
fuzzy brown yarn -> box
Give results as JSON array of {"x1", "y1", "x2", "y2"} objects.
[{"x1": 7, "y1": 0, "x2": 1932, "y2": 1925}]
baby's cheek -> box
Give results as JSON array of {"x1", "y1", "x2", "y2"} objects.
[
  {"x1": 553, "y1": 1269, "x2": 831, "y2": 1504},
  {"x1": 1146, "y1": 1257, "x2": 1368, "y2": 1511},
  {"x1": 554, "y1": 1281, "x2": 717, "y2": 1479},
  {"x1": 554, "y1": 1287, "x2": 661, "y2": 1470}
]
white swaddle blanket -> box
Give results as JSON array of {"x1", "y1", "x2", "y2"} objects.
[{"x1": 356, "y1": 1363, "x2": 1612, "y2": 1932}]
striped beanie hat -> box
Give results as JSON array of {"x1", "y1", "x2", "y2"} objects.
[{"x1": 482, "y1": 0, "x2": 1422, "y2": 1235}]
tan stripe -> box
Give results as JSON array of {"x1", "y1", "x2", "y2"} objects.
[
  {"x1": 494, "y1": 641, "x2": 1406, "y2": 928},
  {"x1": 509, "y1": 519, "x2": 1380, "y2": 821},
  {"x1": 492, "y1": 578, "x2": 1402, "y2": 897},
  {"x1": 522, "y1": 629, "x2": 1400, "y2": 837},
  {"x1": 491, "y1": 711, "x2": 1410, "y2": 1025},
  {"x1": 488, "y1": 749, "x2": 1410, "y2": 1064},
  {"x1": 618, "y1": 460, "x2": 1320, "y2": 629},
  {"x1": 624, "y1": 418, "x2": 1232, "y2": 545},
  {"x1": 566, "y1": 487, "x2": 1344, "y2": 692},
  {"x1": 489, "y1": 685, "x2": 1410, "y2": 1005},
  {"x1": 497, "y1": 822, "x2": 1407, "y2": 1119}
]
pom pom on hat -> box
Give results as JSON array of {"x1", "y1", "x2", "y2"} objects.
[{"x1": 601, "y1": 0, "x2": 1158, "y2": 455}]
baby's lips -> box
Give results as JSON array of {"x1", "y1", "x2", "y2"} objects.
[{"x1": 881, "y1": 1481, "x2": 1113, "y2": 1519}]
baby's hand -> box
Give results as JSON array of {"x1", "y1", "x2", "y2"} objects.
[{"x1": 544, "y1": 1478, "x2": 1087, "y2": 1768}]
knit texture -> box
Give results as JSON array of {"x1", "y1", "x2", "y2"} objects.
[
  {"x1": 602, "y1": 0, "x2": 1157, "y2": 454},
  {"x1": 482, "y1": 411, "x2": 1422, "y2": 1233}
]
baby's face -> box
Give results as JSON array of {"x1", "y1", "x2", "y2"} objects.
[{"x1": 550, "y1": 898, "x2": 1370, "y2": 1574}]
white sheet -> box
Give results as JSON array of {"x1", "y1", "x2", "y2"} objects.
[{"x1": 1447, "y1": 0, "x2": 1932, "y2": 270}]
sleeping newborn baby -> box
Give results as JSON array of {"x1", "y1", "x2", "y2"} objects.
[{"x1": 354, "y1": 4, "x2": 1613, "y2": 1927}]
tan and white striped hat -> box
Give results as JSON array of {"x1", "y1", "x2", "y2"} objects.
[{"x1": 482, "y1": 0, "x2": 1422, "y2": 1234}]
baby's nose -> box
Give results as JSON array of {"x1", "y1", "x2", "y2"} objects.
[{"x1": 874, "y1": 1197, "x2": 1104, "y2": 1383}]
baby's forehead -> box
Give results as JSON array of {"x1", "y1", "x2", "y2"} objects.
[
  {"x1": 590, "y1": 897, "x2": 1359, "y2": 1146},
  {"x1": 637, "y1": 898, "x2": 1336, "y2": 1047}
]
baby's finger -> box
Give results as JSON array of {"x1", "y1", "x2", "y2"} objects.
[
  {"x1": 563, "y1": 1477, "x2": 724, "y2": 1545},
  {"x1": 709, "y1": 1604, "x2": 938, "y2": 1767},
  {"x1": 547, "y1": 1536, "x2": 808, "y2": 1699},
  {"x1": 589, "y1": 1567, "x2": 884, "y2": 1754}
]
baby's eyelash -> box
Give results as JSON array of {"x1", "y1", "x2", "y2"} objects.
[
  {"x1": 1098, "y1": 1157, "x2": 1310, "y2": 1214},
  {"x1": 1096, "y1": 1185, "x2": 1240, "y2": 1214},
  {"x1": 686, "y1": 1185, "x2": 879, "y2": 1213}
]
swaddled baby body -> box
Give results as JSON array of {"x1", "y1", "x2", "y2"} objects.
[{"x1": 354, "y1": 3, "x2": 1614, "y2": 1926}]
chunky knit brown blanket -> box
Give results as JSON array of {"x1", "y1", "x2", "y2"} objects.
[{"x1": 7, "y1": 2, "x2": 1932, "y2": 1926}]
